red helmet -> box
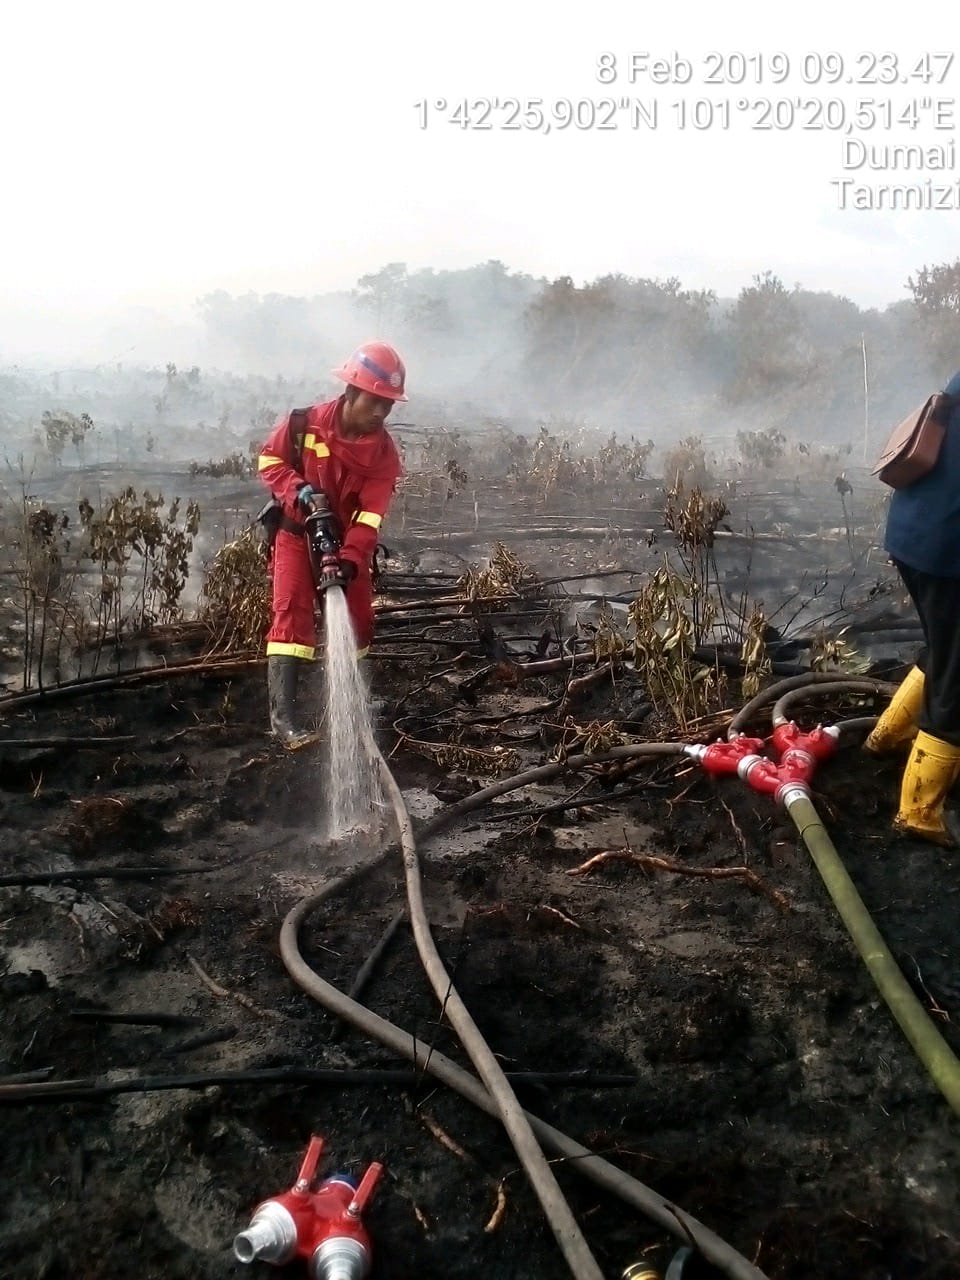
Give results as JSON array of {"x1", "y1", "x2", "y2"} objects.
[{"x1": 332, "y1": 341, "x2": 408, "y2": 402}]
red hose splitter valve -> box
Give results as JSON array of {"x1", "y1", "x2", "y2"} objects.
[
  {"x1": 768, "y1": 721, "x2": 840, "y2": 797},
  {"x1": 686, "y1": 736, "x2": 766, "y2": 777},
  {"x1": 233, "y1": 1135, "x2": 384, "y2": 1280},
  {"x1": 686, "y1": 723, "x2": 840, "y2": 806}
]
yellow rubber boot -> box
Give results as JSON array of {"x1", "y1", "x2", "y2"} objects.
[
  {"x1": 893, "y1": 730, "x2": 960, "y2": 847},
  {"x1": 864, "y1": 666, "x2": 925, "y2": 755}
]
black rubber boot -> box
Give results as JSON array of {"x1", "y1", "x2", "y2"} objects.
[{"x1": 267, "y1": 655, "x2": 307, "y2": 744}]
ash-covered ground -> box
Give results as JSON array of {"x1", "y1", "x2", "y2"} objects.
[{"x1": 1, "y1": 462, "x2": 958, "y2": 1280}]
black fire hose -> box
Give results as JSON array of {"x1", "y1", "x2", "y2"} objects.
[{"x1": 726, "y1": 671, "x2": 897, "y2": 739}]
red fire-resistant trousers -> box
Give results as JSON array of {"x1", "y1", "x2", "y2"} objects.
[{"x1": 266, "y1": 530, "x2": 374, "y2": 658}]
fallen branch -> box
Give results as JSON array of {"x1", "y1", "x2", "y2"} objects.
[
  {"x1": 0, "y1": 1068, "x2": 55, "y2": 1086},
  {"x1": 160, "y1": 1026, "x2": 239, "y2": 1056},
  {"x1": 379, "y1": 607, "x2": 552, "y2": 630},
  {"x1": 417, "y1": 1108, "x2": 476, "y2": 1164},
  {"x1": 557, "y1": 662, "x2": 615, "y2": 719},
  {"x1": 458, "y1": 699, "x2": 561, "y2": 727},
  {"x1": 68, "y1": 1010, "x2": 204, "y2": 1029},
  {"x1": 0, "y1": 657, "x2": 262, "y2": 713},
  {"x1": 484, "y1": 1179, "x2": 509, "y2": 1233},
  {"x1": 392, "y1": 664, "x2": 470, "y2": 714},
  {"x1": 0, "y1": 736, "x2": 137, "y2": 750},
  {"x1": 484, "y1": 782, "x2": 652, "y2": 824},
  {"x1": 347, "y1": 911, "x2": 406, "y2": 1002},
  {"x1": 0, "y1": 1067, "x2": 636, "y2": 1105},
  {"x1": 0, "y1": 864, "x2": 215, "y2": 888},
  {"x1": 390, "y1": 732, "x2": 521, "y2": 776},
  {"x1": 416, "y1": 1105, "x2": 513, "y2": 1237},
  {"x1": 720, "y1": 800, "x2": 750, "y2": 859},
  {"x1": 538, "y1": 905, "x2": 582, "y2": 931},
  {"x1": 376, "y1": 593, "x2": 546, "y2": 615},
  {"x1": 566, "y1": 848, "x2": 791, "y2": 911},
  {"x1": 187, "y1": 954, "x2": 285, "y2": 1022}
]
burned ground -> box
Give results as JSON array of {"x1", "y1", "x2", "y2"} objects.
[{"x1": 1, "y1": 456, "x2": 958, "y2": 1280}]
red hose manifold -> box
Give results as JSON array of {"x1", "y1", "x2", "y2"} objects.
[
  {"x1": 685, "y1": 736, "x2": 765, "y2": 775},
  {"x1": 770, "y1": 720, "x2": 841, "y2": 765},
  {"x1": 233, "y1": 1135, "x2": 383, "y2": 1280},
  {"x1": 687, "y1": 723, "x2": 839, "y2": 806}
]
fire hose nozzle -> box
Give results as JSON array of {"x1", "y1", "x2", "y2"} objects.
[
  {"x1": 305, "y1": 1168, "x2": 380, "y2": 1280},
  {"x1": 234, "y1": 1201, "x2": 299, "y2": 1265},
  {"x1": 318, "y1": 554, "x2": 345, "y2": 592},
  {"x1": 234, "y1": 1135, "x2": 329, "y2": 1268},
  {"x1": 310, "y1": 1235, "x2": 370, "y2": 1280},
  {"x1": 305, "y1": 499, "x2": 345, "y2": 594}
]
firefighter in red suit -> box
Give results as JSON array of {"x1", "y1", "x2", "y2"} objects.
[{"x1": 257, "y1": 341, "x2": 406, "y2": 740}]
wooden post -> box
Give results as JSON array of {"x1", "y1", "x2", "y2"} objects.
[{"x1": 861, "y1": 333, "x2": 870, "y2": 464}]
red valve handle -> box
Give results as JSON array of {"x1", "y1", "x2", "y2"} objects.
[
  {"x1": 347, "y1": 1162, "x2": 384, "y2": 1218},
  {"x1": 294, "y1": 1136, "x2": 326, "y2": 1192}
]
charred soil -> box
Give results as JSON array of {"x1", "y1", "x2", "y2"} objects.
[
  {"x1": 1, "y1": 658, "x2": 959, "y2": 1280},
  {"x1": 0, "y1": 464, "x2": 957, "y2": 1280}
]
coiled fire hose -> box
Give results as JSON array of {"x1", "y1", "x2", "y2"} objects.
[
  {"x1": 3, "y1": 645, "x2": 953, "y2": 1269},
  {"x1": 281, "y1": 739, "x2": 768, "y2": 1280},
  {"x1": 280, "y1": 670, "x2": 960, "y2": 1279}
]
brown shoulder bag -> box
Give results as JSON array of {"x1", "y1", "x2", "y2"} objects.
[{"x1": 872, "y1": 391, "x2": 955, "y2": 489}]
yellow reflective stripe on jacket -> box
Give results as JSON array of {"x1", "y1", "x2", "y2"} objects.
[
  {"x1": 266, "y1": 641, "x2": 315, "y2": 660},
  {"x1": 303, "y1": 432, "x2": 330, "y2": 458},
  {"x1": 354, "y1": 510, "x2": 382, "y2": 530},
  {"x1": 258, "y1": 454, "x2": 285, "y2": 471}
]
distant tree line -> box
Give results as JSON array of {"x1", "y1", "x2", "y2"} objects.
[{"x1": 194, "y1": 256, "x2": 960, "y2": 448}]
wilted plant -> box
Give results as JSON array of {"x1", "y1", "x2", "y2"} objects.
[
  {"x1": 395, "y1": 733, "x2": 521, "y2": 776},
  {"x1": 458, "y1": 542, "x2": 543, "y2": 606},
  {"x1": 740, "y1": 604, "x2": 772, "y2": 699},
  {"x1": 552, "y1": 717, "x2": 626, "y2": 761},
  {"x1": 808, "y1": 627, "x2": 870, "y2": 674},
  {"x1": 581, "y1": 606, "x2": 628, "y2": 663},
  {"x1": 504, "y1": 426, "x2": 576, "y2": 501},
  {"x1": 77, "y1": 487, "x2": 201, "y2": 664},
  {"x1": 418, "y1": 428, "x2": 474, "y2": 474},
  {"x1": 662, "y1": 481, "x2": 730, "y2": 645},
  {"x1": 663, "y1": 481, "x2": 729, "y2": 555},
  {"x1": 0, "y1": 493, "x2": 80, "y2": 688},
  {"x1": 660, "y1": 434, "x2": 713, "y2": 488},
  {"x1": 393, "y1": 442, "x2": 471, "y2": 530},
  {"x1": 199, "y1": 525, "x2": 271, "y2": 655},
  {"x1": 596, "y1": 433, "x2": 655, "y2": 483},
  {"x1": 0, "y1": 480, "x2": 201, "y2": 686},
  {"x1": 445, "y1": 457, "x2": 468, "y2": 494},
  {"x1": 628, "y1": 562, "x2": 727, "y2": 729},
  {"x1": 189, "y1": 452, "x2": 252, "y2": 478}
]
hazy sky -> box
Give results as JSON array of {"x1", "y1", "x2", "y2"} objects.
[{"x1": 1, "y1": 1, "x2": 957, "y2": 361}]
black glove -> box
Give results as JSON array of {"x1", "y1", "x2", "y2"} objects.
[{"x1": 338, "y1": 559, "x2": 358, "y2": 584}]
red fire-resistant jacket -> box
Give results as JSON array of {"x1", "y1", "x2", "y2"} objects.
[{"x1": 257, "y1": 398, "x2": 402, "y2": 571}]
